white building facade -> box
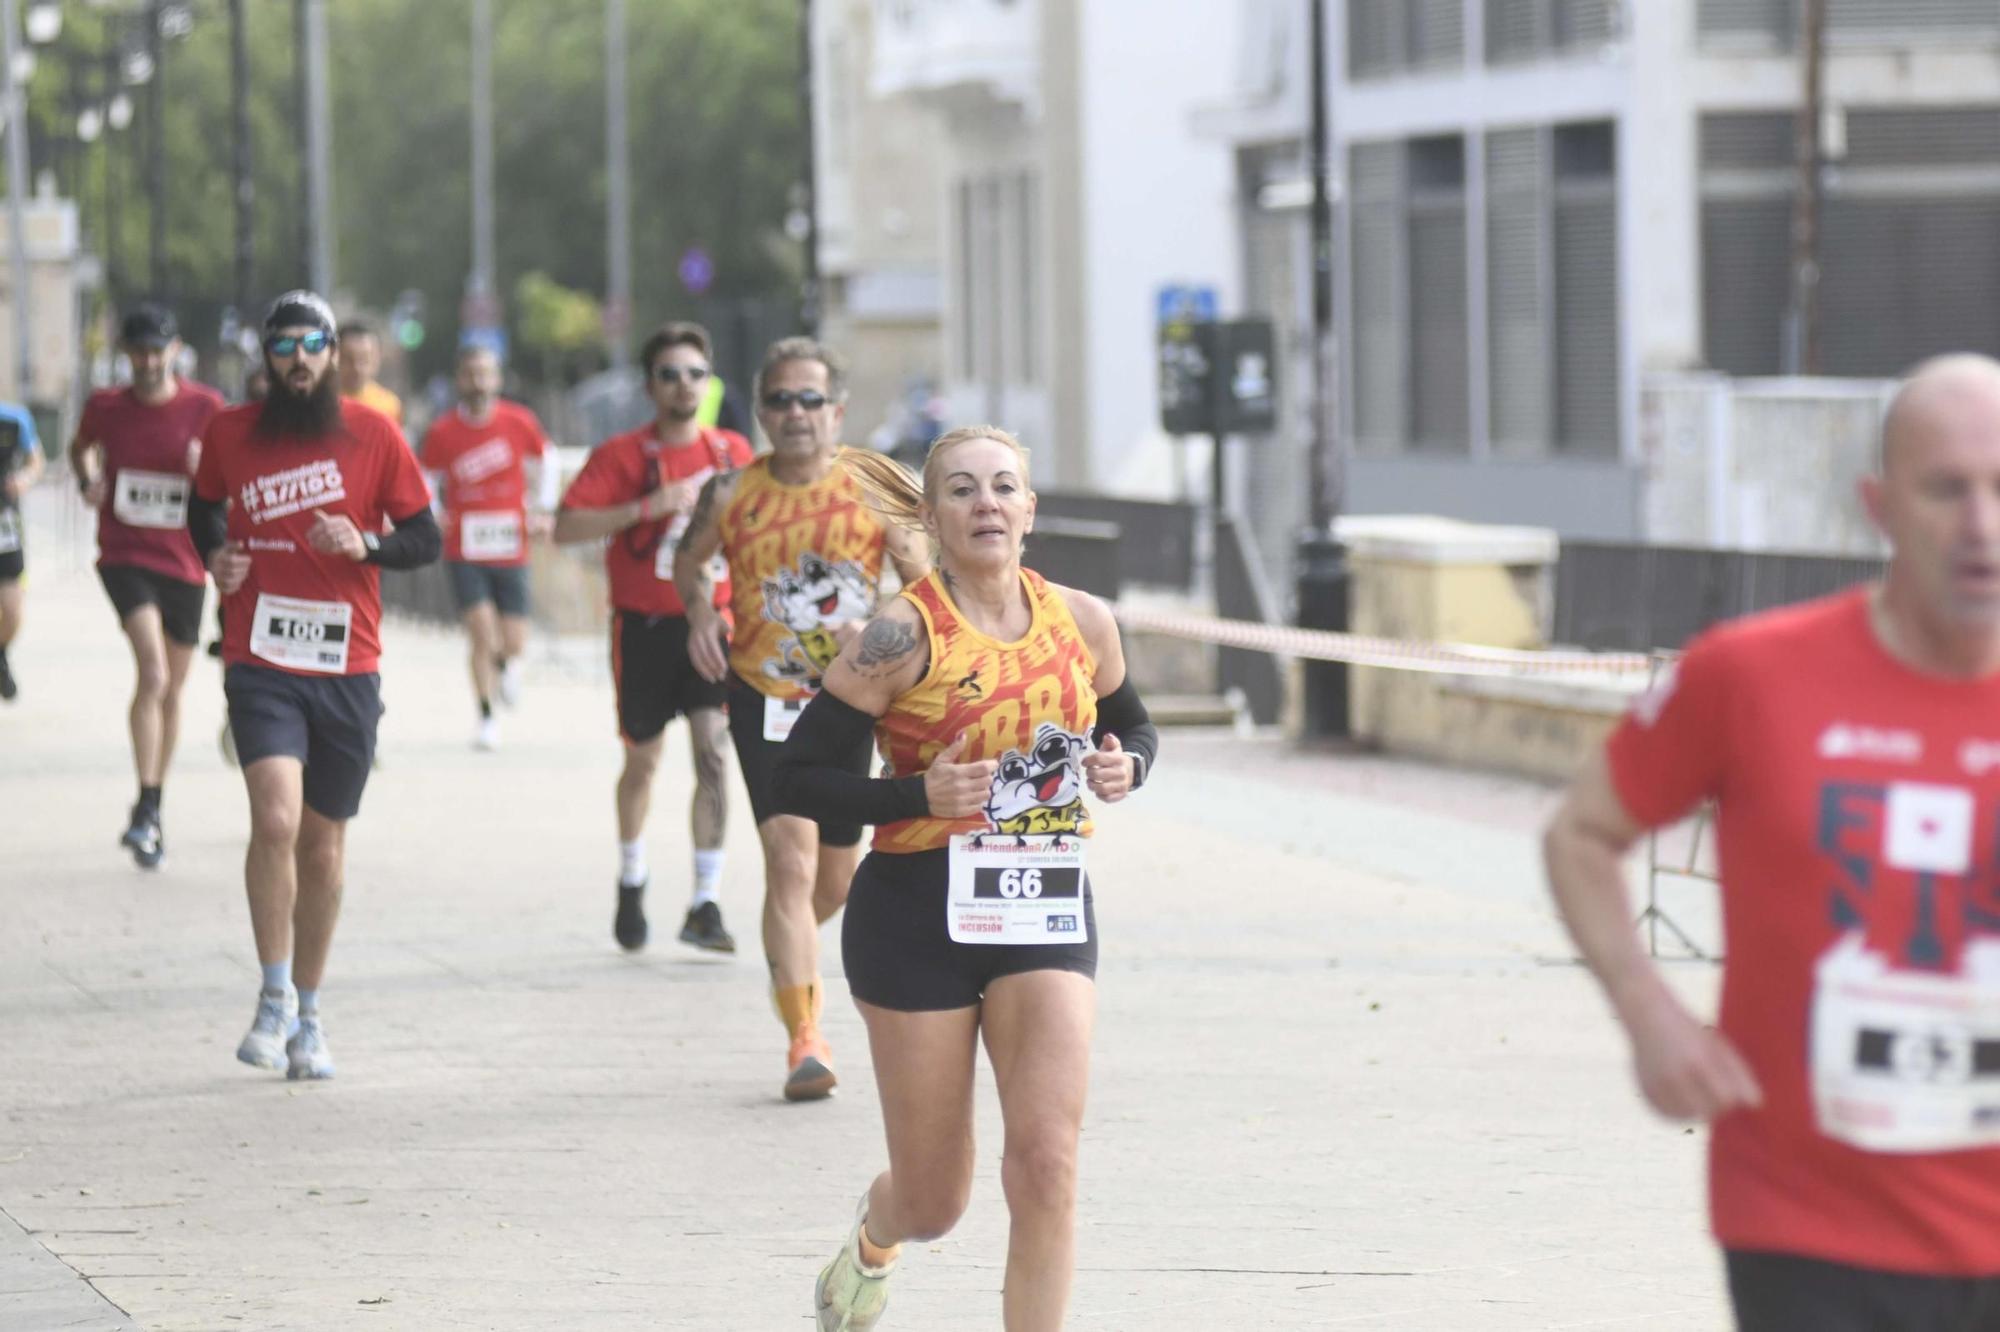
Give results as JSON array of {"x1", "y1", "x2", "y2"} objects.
[
  {"x1": 1202, "y1": 0, "x2": 2000, "y2": 553},
  {"x1": 825, "y1": 0, "x2": 1242, "y2": 494}
]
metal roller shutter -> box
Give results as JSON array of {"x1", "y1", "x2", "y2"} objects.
[
  {"x1": 1349, "y1": 0, "x2": 1400, "y2": 77},
  {"x1": 1486, "y1": 0, "x2": 1542, "y2": 61},
  {"x1": 1555, "y1": 190, "x2": 1618, "y2": 454},
  {"x1": 1351, "y1": 142, "x2": 1407, "y2": 450},
  {"x1": 1700, "y1": 199, "x2": 1790, "y2": 376},
  {"x1": 1828, "y1": 0, "x2": 2000, "y2": 35},
  {"x1": 1487, "y1": 128, "x2": 1552, "y2": 453},
  {"x1": 1411, "y1": 0, "x2": 1467, "y2": 66},
  {"x1": 1819, "y1": 197, "x2": 2000, "y2": 375}
]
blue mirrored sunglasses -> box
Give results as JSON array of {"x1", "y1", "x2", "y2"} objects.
[{"x1": 266, "y1": 330, "x2": 332, "y2": 358}]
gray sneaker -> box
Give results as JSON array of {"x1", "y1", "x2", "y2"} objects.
[
  {"x1": 815, "y1": 1193, "x2": 896, "y2": 1331},
  {"x1": 286, "y1": 1014, "x2": 335, "y2": 1081},
  {"x1": 235, "y1": 987, "x2": 298, "y2": 1070}
]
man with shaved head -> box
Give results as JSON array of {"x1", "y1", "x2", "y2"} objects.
[{"x1": 1545, "y1": 353, "x2": 2000, "y2": 1328}]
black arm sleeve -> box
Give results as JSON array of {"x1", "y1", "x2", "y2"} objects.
[
  {"x1": 366, "y1": 506, "x2": 441, "y2": 570},
  {"x1": 773, "y1": 689, "x2": 931, "y2": 826},
  {"x1": 188, "y1": 494, "x2": 228, "y2": 567},
  {"x1": 1092, "y1": 679, "x2": 1158, "y2": 790}
]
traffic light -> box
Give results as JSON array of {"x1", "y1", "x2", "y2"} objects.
[{"x1": 390, "y1": 288, "x2": 426, "y2": 350}]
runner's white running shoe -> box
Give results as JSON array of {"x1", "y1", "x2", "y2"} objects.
[
  {"x1": 497, "y1": 659, "x2": 522, "y2": 708},
  {"x1": 235, "y1": 987, "x2": 298, "y2": 1071},
  {"x1": 475, "y1": 715, "x2": 501, "y2": 751},
  {"x1": 815, "y1": 1193, "x2": 896, "y2": 1331},
  {"x1": 286, "y1": 1014, "x2": 335, "y2": 1080}
]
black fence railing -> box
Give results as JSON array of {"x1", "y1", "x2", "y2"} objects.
[{"x1": 1554, "y1": 541, "x2": 1886, "y2": 653}]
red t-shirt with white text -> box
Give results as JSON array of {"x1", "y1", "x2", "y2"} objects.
[
  {"x1": 1607, "y1": 588, "x2": 2000, "y2": 1275},
  {"x1": 560, "y1": 425, "x2": 751, "y2": 617},
  {"x1": 418, "y1": 400, "x2": 549, "y2": 566},
  {"x1": 80, "y1": 382, "x2": 224, "y2": 584},
  {"x1": 193, "y1": 399, "x2": 432, "y2": 677}
]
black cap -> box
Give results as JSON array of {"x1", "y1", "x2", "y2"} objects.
[
  {"x1": 119, "y1": 304, "x2": 177, "y2": 348},
  {"x1": 261, "y1": 289, "x2": 338, "y2": 341}
]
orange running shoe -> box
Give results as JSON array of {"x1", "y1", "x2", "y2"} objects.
[{"x1": 785, "y1": 1028, "x2": 837, "y2": 1102}]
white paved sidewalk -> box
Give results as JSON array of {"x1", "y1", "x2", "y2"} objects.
[{"x1": 0, "y1": 489, "x2": 1731, "y2": 1330}]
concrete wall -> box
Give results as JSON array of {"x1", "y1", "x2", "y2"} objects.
[
  {"x1": 1337, "y1": 515, "x2": 1634, "y2": 784},
  {"x1": 1074, "y1": 0, "x2": 1238, "y2": 499},
  {"x1": 1639, "y1": 374, "x2": 1893, "y2": 555}
]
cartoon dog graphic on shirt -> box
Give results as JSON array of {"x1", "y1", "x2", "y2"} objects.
[
  {"x1": 977, "y1": 723, "x2": 1091, "y2": 847},
  {"x1": 760, "y1": 552, "x2": 873, "y2": 684}
]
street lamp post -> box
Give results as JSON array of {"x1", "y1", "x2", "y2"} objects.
[{"x1": 1294, "y1": 0, "x2": 1348, "y2": 738}]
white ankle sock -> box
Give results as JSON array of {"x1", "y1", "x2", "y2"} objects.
[
  {"x1": 691, "y1": 849, "x2": 724, "y2": 906},
  {"x1": 619, "y1": 839, "x2": 646, "y2": 888}
]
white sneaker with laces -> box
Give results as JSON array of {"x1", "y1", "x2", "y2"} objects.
[
  {"x1": 236, "y1": 987, "x2": 298, "y2": 1070},
  {"x1": 286, "y1": 1014, "x2": 335, "y2": 1080},
  {"x1": 497, "y1": 659, "x2": 523, "y2": 708},
  {"x1": 475, "y1": 715, "x2": 501, "y2": 751},
  {"x1": 814, "y1": 1193, "x2": 896, "y2": 1331}
]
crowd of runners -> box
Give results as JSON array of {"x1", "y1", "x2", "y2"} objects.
[{"x1": 13, "y1": 290, "x2": 2000, "y2": 1329}]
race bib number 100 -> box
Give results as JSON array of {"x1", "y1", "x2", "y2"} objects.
[
  {"x1": 946, "y1": 835, "x2": 1088, "y2": 945},
  {"x1": 249, "y1": 593, "x2": 352, "y2": 674}
]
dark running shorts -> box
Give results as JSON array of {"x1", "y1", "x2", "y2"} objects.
[
  {"x1": 1727, "y1": 1250, "x2": 2000, "y2": 1332},
  {"x1": 613, "y1": 611, "x2": 727, "y2": 744},
  {"x1": 726, "y1": 671, "x2": 868, "y2": 846},
  {"x1": 98, "y1": 563, "x2": 206, "y2": 646},
  {"x1": 224, "y1": 662, "x2": 384, "y2": 821},
  {"x1": 841, "y1": 847, "x2": 1099, "y2": 1012},
  {"x1": 446, "y1": 560, "x2": 531, "y2": 618}
]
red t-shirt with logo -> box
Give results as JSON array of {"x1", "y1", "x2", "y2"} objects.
[
  {"x1": 1607, "y1": 588, "x2": 2000, "y2": 1275},
  {"x1": 560, "y1": 425, "x2": 752, "y2": 617},
  {"x1": 80, "y1": 381, "x2": 225, "y2": 584},
  {"x1": 192, "y1": 399, "x2": 433, "y2": 678},
  {"x1": 418, "y1": 400, "x2": 549, "y2": 566}
]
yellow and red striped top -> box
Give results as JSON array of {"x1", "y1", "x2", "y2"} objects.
[{"x1": 873, "y1": 568, "x2": 1099, "y2": 853}]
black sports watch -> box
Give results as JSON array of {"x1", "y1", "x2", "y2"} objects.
[{"x1": 360, "y1": 530, "x2": 382, "y2": 562}]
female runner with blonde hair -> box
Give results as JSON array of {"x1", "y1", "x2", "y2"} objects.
[{"x1": 774, "y1": 426, "x2": 1159, "y2": 1330}]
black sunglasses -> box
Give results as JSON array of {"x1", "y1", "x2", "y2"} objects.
[
  {"x1": 266, "y1": 330, "x2": 332, "y2": 358},
  {"x1": 762, "y1": 389, "x2": 829, "y2": 413},
  {"x1": 653, "y1": 364, "x2": 710, "y2": 384}
]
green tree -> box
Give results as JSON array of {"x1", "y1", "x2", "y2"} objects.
[{"x1": 25, "y1": 0, "x2": 808, "y2": 396}]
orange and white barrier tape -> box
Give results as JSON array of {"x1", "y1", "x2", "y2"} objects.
[{"x1": 1112, "y1": 605, "x2": 1653, "y2": 679}]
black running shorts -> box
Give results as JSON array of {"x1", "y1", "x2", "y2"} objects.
[
  {"x1": 99, "y1": 563, "x2": 205, "y2": 646},
  {"x1": 841, "y1": 847, "x2": 1099, "y2": 1012},
  {"x1": 224, "y1": 663, "x2": 383, "y2": 821},
  {"x1": 612, "y1": 611, "x2": 727, "y2": 744},
  {"x1": 726, "y1": 671, "x2": 868, "y2": 845},
  {"x1": 1727, "y1": 1250, "x2": 2000, "y2": 1332},
  {"x1": 0, "y1": 547, "x2": 20, "y2": 582},
  {"x1": 0, "y1": 503, "x2": 22, "y2": 581},
  {"x1": 446, "y1": 560, "x2": 531, "y2": 618}
]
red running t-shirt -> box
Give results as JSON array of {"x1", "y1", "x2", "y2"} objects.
[
  {"x1": 418, "y1": 400, "x2": 549, "y2": 566},
  {"x1": 560, "y1": 425, "x2": 752, "y2": 618},
  {"x1": 79, "y1": 382, "x2": 224, "y2": 584},
  {"x1": 1607, "y1": 588, "x2": 2000, "y2": 1275},
  {"x1": 193, "y1": 399, "x2": 433, "y2": 678}
]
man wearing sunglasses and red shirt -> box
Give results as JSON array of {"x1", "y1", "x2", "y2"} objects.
[
  {"x1": 555, "y1": 321, "x2": 754, "y2": 955},
  {"x1": 189, "y1": 291, "x2": 440, "y2": 1081}
]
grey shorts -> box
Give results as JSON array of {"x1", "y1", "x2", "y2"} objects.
[
  {"x1": 447, "y1": 561, "x2": 530, "y2": 618},
  {"x1": 224, "y1": 663, "x2": 383, "y2": 821}
]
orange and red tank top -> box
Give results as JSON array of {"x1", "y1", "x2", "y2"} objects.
[
  {"x1": 718, "y1": 449, "x2": 886, "y2": 702},
  {"x1": 873, "y1": 568, "x2": 1100, "y2": 854}
]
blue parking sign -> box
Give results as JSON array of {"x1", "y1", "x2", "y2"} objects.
[{"x1": 1156, "y1": 284, "x2": 1218, "y2": 328}]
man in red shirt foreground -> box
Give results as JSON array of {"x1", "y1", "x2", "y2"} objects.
[
  {"x1": 555, "y1": 321, "x2": 753, "y2": 955},
  {"x1": 189, "y1": 291, "x2": 439, "y2": 1081},
  {"x1": 68, "y1": 304, "x2": 224, "y2": 868},
  {"x1": 419, "y1": 343, "x2": 555, "y2": 749},
  {"x1": 1545, "y1": 353, "x2": 2000, "y2": 1328}
]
